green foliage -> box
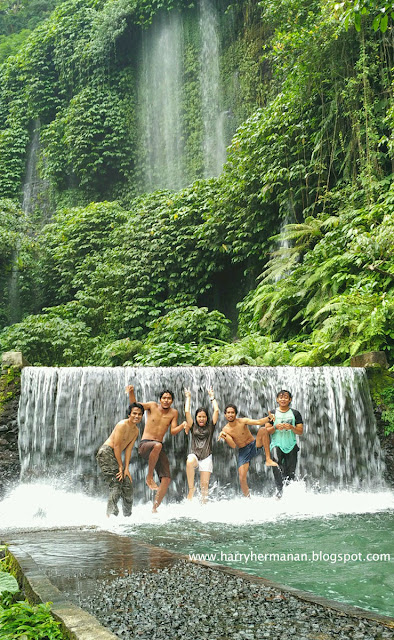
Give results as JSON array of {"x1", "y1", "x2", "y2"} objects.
[
  {"x1": 0, "y1": 311, "x2": 94, "y2": 365},
  {"x1": 0, "y1": 121, "x2": 30, "y2": 199},
  {"x1": 0, "y1": 199, "x2": 25, "y2": 327},
  {"x1": 124, "y1": 305, "x2": 231, "y2": 366},
  {"x1": 238, "y1": 183, "x2": 394, "y2": 363},
  {"x1": 0, "y1": 572, "x2": 19, "y2": 599},
  {"x1": 337, "y1": 1, "x2": 394, "y2": 33},
  {"x1": 0, "y1": 366, "x2": 21, "y2": 419},
  {"x1": 201, "y1": 334, "x2": 292, "y2": 367},
  {"x1": 36, "y1": 201, "x2": 128, "y2": 305},
  {"x1": 42, "y1": 83, "x2": 135, "y2": 198},
  {"x1": 33, "y1": 186, "x2": 232, "y2": 341},
  {"x1": 0, "y1": 0, "x2": 61, "y2": 37},
  {"x1": 380, "y1": 384, "x2": 394, "y2": 434},
  {"x1": 0, "y1": 199, "x2": 22, "y2": 262},
  {"x1": 132, "y1": 341, "x2": 203, "y2": 366},
  {"x1": 367, "y1": 369, "x2": 394, "y2": 434},
  {"x1": 145, "y1": 306, "x2": 231, "y2": 345},
  {"x1": 0, "y1": 600, "x2": 64, "y2": 640},
  {"x1": 99, "y1": 338, "x2": 143, "y2": 366},
  {"x1": 0, "y1": 29, "x2": 31, "y2": 64}
]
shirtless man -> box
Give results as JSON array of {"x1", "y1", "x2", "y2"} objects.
[
  {"x1": 127, "y1": 385, "x2": 186, "y2": 512},
  {"x1": 96, "y1": 402, "x2": 143, "y2": 517},
  {"x1": 218, "y1": 404, "x2": 277, "y2": 497}
]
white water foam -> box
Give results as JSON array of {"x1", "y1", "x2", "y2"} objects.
[{"x1": 1, "y1": 482, "x2": 393, "y2": 532}]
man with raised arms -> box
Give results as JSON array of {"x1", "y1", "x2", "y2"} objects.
[
  {"x1": 127, "y1": 384, "x2": 186, "y2": 512},
  {"x1": 96, "y1": 402, "x2": 143, "y2": 517},
  {"x1": 218, "y1": 404, "x2": 277, "y2": 497}
]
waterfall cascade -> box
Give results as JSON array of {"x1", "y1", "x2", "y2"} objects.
[
  {"x1": 7, "y1": 119, "x2": 48, "y2": 324},
  {"x1": 138, "y1": 11, "x2": 185, "y2": 191},
  {"x1": 18, "y1": 366, "x2": 384, "y2": 503},
  {"x1": 137, "y1": 0, "x2": 230, "y2": 191},
  {"x1": 199, "y1": 0, "x2": 226, "y2": 177}
]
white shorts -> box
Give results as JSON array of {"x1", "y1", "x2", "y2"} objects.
[{"x1": 187, "y1": 453, "x2": 213, "y2": 473}]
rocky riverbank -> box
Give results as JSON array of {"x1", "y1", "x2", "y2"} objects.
[{"x1": 76, "y1": 559, "x2": 393, "y2": 640}]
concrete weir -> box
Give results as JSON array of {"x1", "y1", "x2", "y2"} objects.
[{"x1": 2, "y1": 528, "x2": 393, "y2": 639}]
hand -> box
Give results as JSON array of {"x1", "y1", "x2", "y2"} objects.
[
  {"x1": 125, "y1": 384, "x2": 134, "y2": 394},
  {"x1": 208, "y1": 387, "x2": 215, "y2": 399},
  {"x1": 268, "y1": 410, "x2": 275, "y2": 422},
  {"x1": 218, "y1": 430, "x2": 226, "y2": 441},
  {"x1": 275, "y1": 423, "x2": 285, "y2": 430},
  {"x1": 184, "y1": 388, "x2": 191, "y2": 399},
  {"x1": 283, "y1": 422, "x2": 293, "y2": 430},
  {"x1": 116, "y1": 468, "x2": 123, "y2": 481},
  {"x1": 124, "y1": 469, "x2": 132, "y2": 482}
]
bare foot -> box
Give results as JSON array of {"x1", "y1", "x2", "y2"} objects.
[
  {"x1": 265, "y1": 458, "x2": 278, "y2": 467},
  {"x1": 152, "y1": 501, "x2": 159, "y2": 514},
  {"x1": 146, "y1": 475, "x2": 159, "y2": 490},
  {"x1": 187, "y1": 487, "x2": 195, "y2": 501}
]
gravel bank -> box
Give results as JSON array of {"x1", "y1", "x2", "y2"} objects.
[{"x1": 76, "y1": 560, "x2": 392, "y2": 640}]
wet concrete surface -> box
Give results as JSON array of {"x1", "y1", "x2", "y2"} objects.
[{"x1": 1, "y1": 526, "x2": 179, "y2": 601}]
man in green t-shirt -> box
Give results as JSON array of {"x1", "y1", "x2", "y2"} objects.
[{"x1": 269, "y1": 389, "x2": 303, "y2": 498}]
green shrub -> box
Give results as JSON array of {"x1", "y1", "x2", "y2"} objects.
[{"x1": 0, "y1": 600, "x2": 64, "y2": 640}]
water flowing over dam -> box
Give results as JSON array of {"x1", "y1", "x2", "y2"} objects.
[{"x1": 18, "y1": 366, "x2": 384, "y2": 502}]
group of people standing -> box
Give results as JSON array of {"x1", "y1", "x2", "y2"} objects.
[{"x1": 96, "y1": 384, "x2": 303, "y2": 517}]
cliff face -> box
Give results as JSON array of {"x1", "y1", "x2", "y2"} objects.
[{"x1": 0, "y1": 367, "x2": 21, "y2": 498}]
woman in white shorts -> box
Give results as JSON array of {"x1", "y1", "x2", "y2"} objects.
[{"x1": 184, "y1": 387, "x2": 219, "y2": 503}]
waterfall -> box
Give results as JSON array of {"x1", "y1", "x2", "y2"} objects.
[
  {"x1": 7, "y1": 119, "x2": 44, "y2": 324},
  {"x1": 18, "y1": 367, "x2": 384, "y2": 503},
  {"x1": 199, "y1": 0, "x2": 226, "y2": 177},
  {"x1": 273, "y1": 217, "x2": 291, "y2": 283},
  {"x1": 138, "y1": 11, "x2": 185, "y2": 192},
  {"x1": 136, "y1": 2, "x2": 229, "y2": 191}
]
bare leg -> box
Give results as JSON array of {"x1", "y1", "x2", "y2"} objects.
[
  {"x1": 256, "y1": 427, "x2": 278, "y2": 467},
  {"x1": 146, "y1": 443, "x2": 161, "y2": 490},
  {"x1": 238, "y1": 462, "x2": 251, "y2": 497},
  {"x1": 199, "y1": 471, "x2": 211, "y2": 504},
  {"x1": 186, "y1": 455, "x2": 198, "y2": 500},
  {"x1": 152, "y1": 477, "x2": 171, "y2": 513}
]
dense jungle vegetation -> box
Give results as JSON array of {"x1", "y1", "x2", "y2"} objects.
[{"x1": 0, "y1": 0, "x2": 393, "y2": 374}]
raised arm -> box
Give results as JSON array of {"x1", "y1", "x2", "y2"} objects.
[
  {"x1": 184, "y1": 388, "x2": 193, "y2": 433},
  {"x1": 208, "y1": 387, "x2": 219, "y2": 425},
  {"x1": 126, "y1": 384, "x2": 136, "y2": 404},
  {"x1": 125, "y1": 385, "x2": 154, "y2": 411}
]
